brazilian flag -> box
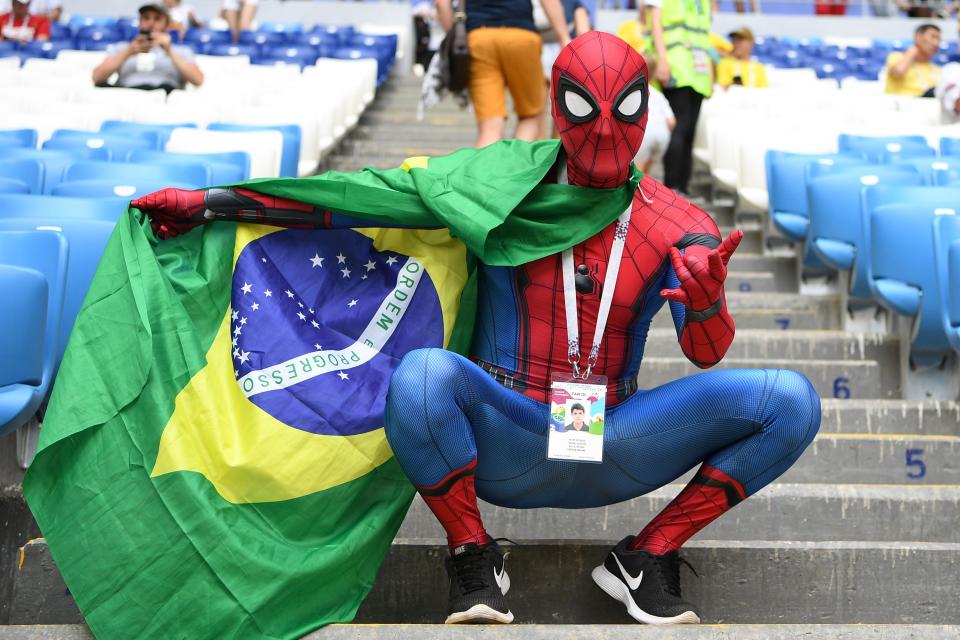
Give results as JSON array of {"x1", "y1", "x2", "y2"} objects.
[{"x1": 23, "y1": 140, "x2": 638, "y2": 639}]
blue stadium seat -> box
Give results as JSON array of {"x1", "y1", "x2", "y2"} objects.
[
  {"x1": 867, "y1": 199, "x2": 960, "y2": 364},
  {"x1": 207, "y1": 122, "x2": 301, "y2": 177},
  {"x1": 261, "y1": 45, "x2": 318, "y2": 68},
  {"x1": 49, "y1": 22, "x2": 71, "y2": 42},
  {"x1": 238, "y1": 30, "x2": 286, "y2": 50},
  {"x1": 0, "y1": 179, "x2": 30, "y2": 195},
  {"x1": 838, "y1": 134, "x2": 934, "y2": 162},
  {"x1": 51, "y1": 179, "x2": 198, "y2": 199},
  {"x1": 0, "y1": 217, "x2": 116, "y2": 371},
  {"x1": 295, "y1": 32, "x2": 340, "y2": 49},
  {"x1": 258, "y1": 22, "x2": 304, "y2": 38},
  {"x1": 893, "y1": 157, "x2": 960, "y2": 185},
  {"x1": 0, "y1": 194, "x2": 125, "y2": 222},
  {"x1": 0, "y1": 159, "x2": 43, "y2": 194},
  {"x1": 877, "y1": 144, "x2": 937, "y2": 164},
  {"x1": 312, "y1": 24, "x2": 355, "y2": 45},
  {"x1": 100, "y1": 120, "x2": 197, "y2": 148},
  {"x1": 127, "y1": 149, "x2": 249, "y2": 183},
  {"x1": 67, "y1": 15, "x2": 117, "y2": 34},
  {"x1": 64, "y1": 161, "x2": 209, "y2": 189},
  {"x1": 44, "y1": 130, "x2": 159, "y2": 160},
  {"x1": 941, "y1": 138, "x2": 960, "y2": 156},
  {"x1": 0, "y1": 148, "x2": 109, "y2": 193},
  {"x1": 208, "y1": 43, "x2": 259, "y2": 59},
  {"x1": 934, "y1": 215, "x2": 960, "y2": 352},
  {"x1": 19, "y1": 40, "x2": 69, "y2": 59},
  {"x1": 766, "y1": 151, "x2": 866, "y2": 241},
  {"x1": 183, "y1": 28, "x2": 232, "y2": 53},
  {"x1": 0, "y1": 129, "x2": 37, "y2": 149},
  {"x1": 115, "y1": 17, "x2": 140, "y2": 40},
  {"x1": 0, "y1": 230, "x2": 68, "y2": 437},
  {"x1": 75, "y1": 25, "x2": 121, "y2": 49},
  {"x1": 806, "y1": 168, "x2": 923, "y2": 301}
]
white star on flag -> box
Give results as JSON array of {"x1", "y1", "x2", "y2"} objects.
[
  {"x1": 348, "y1": 299, "x2": 358, "y2": 307},
  {"x1": 231, "y1": 309, "x2": 239, "y2": 321},
  {"x1": 310, "y1": 254, "x2": 324, "y2": 268},
  {"x1": 264, "y1": 289, "x2": 272, "y2": 297},
  {"x1": 336, "y1": 253, "x2": 346, "y2": 264},
  {"x1": 261, "y1": 258, "x2": 266, "y2": 263},
  {"x1": 285, "y1": 290, "x2": 294, "y2": 298},
  {"x1": 385, "y1": 256, "x2": 398, "y2": 266},
  {"x1": 361, "y1": 274, "x2": 368, "y2": 280},
  {"x1": 314, "y1": 344, "x2": 322, "y2": 350},
  {"x1": 364, "y1": 260, "x2": 377, "y2": 272},
  {"x1": 297, "y1": 312, "x2": 306, "y2": 321},
  {"x1": 232, "y1": 336, "x2": 238, "y2": 347},
  {"x1": 240, "y1": 317, "x2": 248, "y2": 326},
  {"x1": 238, "y1": 351, "x2": 250, "y2": 364},
  {"x1": 251, "y1": 302, "x2": 260, "y2": 311},
  {"x1": 233, "y1": 348, "x2": 240, "y2": 358},
  {"x1": 241, "y1": 282, "x2": 253, "y2": 294},
  {"x1": 311, "y1": 320, "x2": 320, "y2": 328},
  {"x1": 233, "y1": 326, "x2": 242, "y2": 336},
  {"x1": 337, "y1": 371, "x2": 349, "y2": 380},
  {"x1": 309, "y1": 308, "x2": 314, "y2": 314},
  {"x1": 298, "y1": 302, "x2": 304, "y2": 308},
  {"x1": 341, "y1": 267, "x2": 351, "y2": 278}
]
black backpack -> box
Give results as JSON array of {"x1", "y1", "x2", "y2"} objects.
[{"x1": 440, "y1": 0, "x2": 469, "y2": 93}]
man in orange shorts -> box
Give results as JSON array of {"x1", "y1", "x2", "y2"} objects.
[{"x1": 438, "y1": 0, "x2": 572, "y2": 147}]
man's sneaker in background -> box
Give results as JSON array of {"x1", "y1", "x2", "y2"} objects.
[
  {"x1": 591, "y1": 535, "x2": 700, "y2": 624},
  {"x1": 444, "y1": 541, "x2": 513, "y2": 624}
]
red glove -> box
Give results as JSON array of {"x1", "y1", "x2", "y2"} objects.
[
  {"x1": 660, "y1": 229, "x2": 743, "y2": 311},
  {"x1": 131, "y1": 188, "x2": 209, "y2": 240}
]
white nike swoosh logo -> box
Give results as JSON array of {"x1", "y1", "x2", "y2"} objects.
[
  {"x1": 493, "y1": 564, "x2": 506, "y2": 590},
  {"x1": 613, "y1": 554, "x2": 643, "y2": 590}
]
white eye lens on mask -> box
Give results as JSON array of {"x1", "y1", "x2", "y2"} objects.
[
  {"x1": 564, "y1": 89, "x2": 594, "y2": 118},
  {"x1": 617, "y1": 89, "x2": 645, "y2": 117}
]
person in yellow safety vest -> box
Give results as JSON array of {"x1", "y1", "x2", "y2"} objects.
[{"x1": 647, "y1": 0, "x2": 712, "y2": 194}]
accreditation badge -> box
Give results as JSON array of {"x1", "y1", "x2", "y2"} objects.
[
  {"x1": 547, "y1": 374, "x2": 607, "y2": 463},
  {"x1": 693, "y1": 49, "x2": 710, "y2": 75}
]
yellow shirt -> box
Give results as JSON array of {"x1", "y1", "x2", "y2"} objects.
[
  {"x1": 616, "y1": 19, "x2": 646, "y2": 54},
  {"x1": 884, "y1": 52, "x2": 940, "y2": 97},
  {"x1": 716, "y1": 57, "x2": 768, "y2": 88}
]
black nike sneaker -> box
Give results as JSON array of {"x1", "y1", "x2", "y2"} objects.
[
  {"x1": 444, "y1": 541, "x2": 513, "y2": 624},
  {"x1": 592, "y1": 535, "x2": 700, "y2": 624}
]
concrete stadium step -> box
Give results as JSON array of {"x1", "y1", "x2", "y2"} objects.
[
  {"x1": 643, "y1": 329, "x2": 896, "y2": 363},
  {"x1": 308, "y1": 625, "x2": 960, "y2": 640},
  {"x1": 638, "y1": 357, "x2": 891, "y2": 400},
  {"x1": 819, "y1": 400, "x2": 960, "y2": 435},
  {"x1": 340, "y1": 140, "x2": 472, "y2": 157},
  {"x1": 720, "y1": 271, "x2": 778, "y2": 293},
  {"x1": 651, "y1": 293, "x2": 842, "y2": 331},
  {"x1": 350, "y1": 124, "x2": 477, "y2": 143},
  {"x1": 397, "y1": 483, "x2": 960, "y2": 543},
  {"x1": 3, "y1": 625, "x2": 959, "y2": 640},
  {"x1": 719, "y1": 226, "x2": 762, "y2": 253},
  {"x1": 724, "y1": 254, "x2": 797, "y2": 291},
  {"x1": 352, "y1": 540, "x2": 960, "y2": 624}
]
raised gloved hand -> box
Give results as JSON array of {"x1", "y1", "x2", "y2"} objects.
[
  {"x1": 131, "y1": 188, "x2": 209, "y2": 240},
  {"x1": 660, "y1": 229, "x2": 743, "y2": 311}
]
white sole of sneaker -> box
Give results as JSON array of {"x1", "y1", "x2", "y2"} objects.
[
  {"x1": 445, "y1": 604, "x2": 515, "y2": 625},
  {"x1": 591, "y1": 564, "x2": 700, "y2": 625}
]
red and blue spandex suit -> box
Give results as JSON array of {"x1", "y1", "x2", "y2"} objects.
[{"x1": 135, "y1": 32, "x2": 820, "y2": 556}]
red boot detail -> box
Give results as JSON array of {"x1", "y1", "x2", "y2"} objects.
[
  {"x1": 629, "y1": 464, "x2": 746, "y2": 554},
  {"x1": 418, "y1": 460, "x2": 491, "y2": 551}
]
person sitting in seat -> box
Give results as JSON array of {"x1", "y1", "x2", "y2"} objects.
[
  {"x1": 0, "y1": 0, "x2": 50, "y2": 43},
  {"x1": 92, "y1": 3, "x2": 203, "y2": 93},
  {"x1": 884, "y1": 23, "x2": 941, "y2": 97},
  {"x1": 716, "y1": 27, "x2": 767, "y2": 89}
]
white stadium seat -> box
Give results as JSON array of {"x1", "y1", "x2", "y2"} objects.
[{"x1": 166, "y1": 127, "x2": 284, "y2": 179}]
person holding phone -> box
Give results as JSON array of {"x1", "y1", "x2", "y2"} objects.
[{"x1": 92, "y1": 3, "x2": 203, "y2": 92}]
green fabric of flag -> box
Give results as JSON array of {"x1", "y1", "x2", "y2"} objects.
[{"x1": 23, "y1": 139, "x2": 639, "y2": 639}]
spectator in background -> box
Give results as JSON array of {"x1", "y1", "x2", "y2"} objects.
[
  {"x1": 221, "y1": 0, "x2": 255, "y2": 43},
  {"x1": 615, "y1": 13, "x2": 645, "y2": 53},
  {"x1": 437, "y1": 0, "x2": 572, "y2": 147},
  {"x1": 92, "y1": 3, "x2": 203, "y2": 92},
  {"x1": 635, "y1": 51, "x2": 676, "y2": 175},
  {"x1": 896, "y1": 0, "x2": 947, "y2": 17},
  {"x1": 885, "y1": 24, "x2": 941, "y2": 97},
  {"x1": 164, "y1": 0, "x2": 203, "y2": 34},
  {"x1": 935, "y1": 57, "x2": 960, "y2": 123},
  {"x1": 716, "y1": 27, "x2": 767, "y2": 88},
  {"x1": 0, "y1": 0, "x2": 50, "y2": 42},
  {"x1": 648, "y1": 0, "x2": 712, "y2": 195},
  {"x1": 0, "y1": 0, "x2": 59, "y2": 23},
  {"x1": 539, "y1": 0, "x2": 591, "y2": 137},
  {"x1": 814, "y1": 0, "x2": 847, "y2": 15}
]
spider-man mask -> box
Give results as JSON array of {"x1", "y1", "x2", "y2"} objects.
[{"x1": 551, "y1": 32, "x2": 649, "y2": 189}]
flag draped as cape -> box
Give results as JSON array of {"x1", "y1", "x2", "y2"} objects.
[{"x1": 24, "y1": 139, "x2": 640, "y2": 639}]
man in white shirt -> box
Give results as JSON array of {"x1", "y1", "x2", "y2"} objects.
[
  {"x1": 92, "y1": 3, "x2": 203, "y2": 92},
  {"x1": 936, "y1": 59, "x2": 960, "y2": 124},
  {"x1": 0, "y1": 0, "x2": 59, "y2": 22}
]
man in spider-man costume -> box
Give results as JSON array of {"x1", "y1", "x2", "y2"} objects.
[{"x1": 136, "y1": 32, "x2": 820, "y2": 626}]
